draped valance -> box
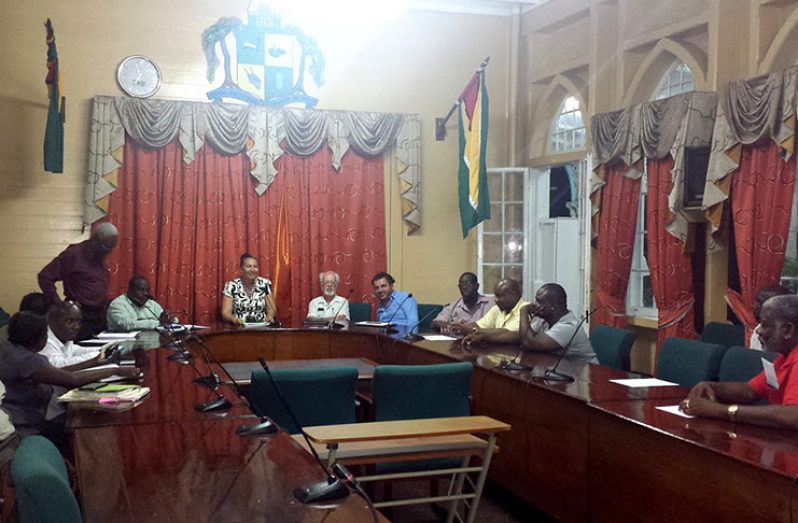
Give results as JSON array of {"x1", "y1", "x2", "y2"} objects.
[
  {"x1": 590, "y1": 91, "x2": 717, "y2": 242},
  {"x1": 84, "y1": 96, "x2": 422, "y2": 233},
  {"x1": 703, "y1": 67, "x2": 797, "y2": 234}
]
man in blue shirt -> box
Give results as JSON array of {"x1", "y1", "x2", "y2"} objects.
[{"x1": 373, "y1": 272, "x2": 418, "y2": 336}]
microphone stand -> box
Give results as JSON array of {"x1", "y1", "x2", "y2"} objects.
[
  {"x1": 383, "y1": 292, "x2": 414, "y2": 335},
  {"x1": 539, "y1": 308, "x2": 596, "y2": 383},
  {"x1": 140, "y1": 302, "x2": 192, "y2": 364},
  {"x1": 258, "y1": 357, "x2": 350, "y2": 503},
  {"x1": 157, "y1": 322, "x2": 232, "y2": 412},
  {"x1": 326, "y1": 288, "x2": 354, "y2": 330},
  {"x1": 187, "y1": 333, "x2": 277, "y2": 436},
  {"x1": 401, "y1": 306, "x2": 439, "y2": 343},
  {"x1": 501, "y1": 313, "x2": 537, "y2": 372}
]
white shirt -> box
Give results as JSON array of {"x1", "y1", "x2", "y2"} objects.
[
  {"x1": 307, "y1": 295, "x2": 350, "y2": 320},
  {"x1": 750, "y1": 324, "x2": 764, "y2": 351},
  {"x1": 42, "y1": 327, "x2": 100, "y2": 368}
]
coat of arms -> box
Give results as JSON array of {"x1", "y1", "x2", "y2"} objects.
[{"x1": 202, "y1": 7, "x2": 324, "y2": 107}]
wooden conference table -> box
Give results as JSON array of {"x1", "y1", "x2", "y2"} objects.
[{"x1": 70, "y1": 325, "x2": 798, "y2": 522}]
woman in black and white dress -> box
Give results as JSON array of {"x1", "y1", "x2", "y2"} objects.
[{"x1": 221, "y1": 253, "x2": 277, "y2": 325}]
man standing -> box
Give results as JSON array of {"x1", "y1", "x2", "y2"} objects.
[
  {"x1": 107, "y1": 276, "x2": 175, "y2": 331},
  {"x1": 38, "y1": 222, "x2": 118, "y2": 340},
  {"x1": 458, "y1": 278, "x2": 528, "y2": 345},
  {"x1": 307, "y1": 271, "x2": 350, "y2": 322},
  {"x1": 519, "y1": 283, "x2": 597, "y2": 364},
  {"x1": 372, "y1": 272, "x2": 418, "y2": 333},
  {"x1": 432, "y1": 272, "x2": 493, "y2": 334},
  {"x1": 681, "y1": 295, "x2": 798, "y2": 429}
]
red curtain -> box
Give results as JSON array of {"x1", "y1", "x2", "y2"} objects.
[
  {"x1": 594, "y1": 166, "x2": 641, "y2": 328},
  {"x1": 727, "y1": 141, "x2": 796, "y2": 342},
  {"x1": 646, "y1": 157, "x2": 697, "y2": 347},
  {"x1": 105, "y1": 138, "x2": 386, "y2": 327}
]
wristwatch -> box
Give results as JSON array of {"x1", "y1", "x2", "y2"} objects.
[{"x1": 727, "y1": 404, "x2": 739, "y2": 422}]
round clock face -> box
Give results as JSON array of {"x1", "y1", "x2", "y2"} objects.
[{"x1": 117, "y1": 55, "x2": 161, "y2": 98}]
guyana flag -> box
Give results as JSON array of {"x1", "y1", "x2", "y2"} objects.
[
  {"x1": 457, "y1": 65, "x2": 490, "y2": 238},
  {"x1": 44, "y1": 18, "x2": 64, "y2": 173}
]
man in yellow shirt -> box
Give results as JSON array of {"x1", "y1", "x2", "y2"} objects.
[{"x1": 458, "y1": 278, "x2": 528, "y2": 345}]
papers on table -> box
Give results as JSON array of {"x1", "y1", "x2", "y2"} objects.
[
  {"x1": 609, "y1": 378, "x2": 680, "y2": 388},
  {"x1": 422, "y1": 334, "x2": 458, "y2": 341},
  {"x1": 59, "y1": 385, "x2": 150, "y2": 404},
  {"x1": 243, "y1": 322, "x2": 269, "y2": 328},
  {"x1": 74, "y1": 364, "x2": 129, "y2": 382},
  {"x1": 656, "y1": 405, "x2": 694, "y2": 418},
  {"x1": 98, "y1": 331, "x2": 140, "y2": 339},
  {"x1": 354, "y1": 321, "x2": 392, "y2": 328}
]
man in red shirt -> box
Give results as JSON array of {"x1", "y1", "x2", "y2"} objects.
[
  {"x1": 38, "y1": 222, "x2": 118, "y2": 340},
  {"x1": 681, "y1": 294, "x2": 798, "y2": 429}
]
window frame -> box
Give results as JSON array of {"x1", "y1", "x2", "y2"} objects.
[{"x1": 548, "y1": 96, "x2": 586, "y2": 155}]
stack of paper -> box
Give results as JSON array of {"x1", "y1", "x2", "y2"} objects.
[{"x1": 58, "y1": 385, "x2": 150, "y2": 403}]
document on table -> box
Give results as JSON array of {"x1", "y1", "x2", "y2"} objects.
[
  {"x1": 98, "y1": 331, "x2": 140, "y2": 339},
  {"x1": 422, "y1": 334, "x2": 458, "y2": 341},
  {"x1": 609, "y1": 378, "x2": 680, "y2": 388},
  {"x1": 656, "y1": 405, "x2": 694, "y2": 418}
]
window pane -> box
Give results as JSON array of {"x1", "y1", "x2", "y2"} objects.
[
  {"x1": 505, "y1": 233, "x2": 524, "y2": 263},
  {"x1": 483, "y1": 265, "x2": 503, "y2": 293},
  {"x1": 483, "y1": 204, "x2": 502, "y2": 233},
  {"x1": 505, "y1": 265, "x2": 523, "y2": 287},
  {"x1": 549, "y1": 97, "x2": 585, "y2": 153},
  {"x1": 488, "y1": 173, "x2": 502, "y2": 200},
  {"x1": 505, "y1": 204, "x2": 524, "y2": 232},
  {"x1": 505, "y1": 172, "x2": 524, "y2": 201},
  {"x1": 655, "y1": 62, "x2": 694, "y2": 100},
  {"x1": 483, "y1": 234, "x2": 503, "y2": 263}
]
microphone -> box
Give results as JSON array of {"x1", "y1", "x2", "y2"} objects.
[
  {"x1": 258, "y1": 357, "x2": 351, "y2": 503},
  {"x1": 186, "y1": 333, "x2": 277, "y2": 436},
  {"x1": 538, "y1": 308, "x2": 597, "y2": 383},
  {"x1": 326, "y1": 288, "x2": 354, "y2": 330},
  {"x1": 385, "y1": 292, "x2": 414, "y2": 331},
  {"x1": 401, "y1": 305, "x2": 440, "y2": 342},
  {"x1": 502, "y1": 311, "x2": 537, "y2": 372},
  {"x1": 141, "y1": 303, "x2": 193, "y2": 363}
]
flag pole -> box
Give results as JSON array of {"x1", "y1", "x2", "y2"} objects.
[{"x1": 435, "y1": 57, "x2": 490, "y2": 141}]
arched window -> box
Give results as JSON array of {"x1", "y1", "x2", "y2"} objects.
[
  {"x1": 653, "y1": 62, "x2": 694, "y2": 100},
  {"x1": 548, "y1": 96, "x2": 585, "y2": 154},
  {"x1": 628, "y1": 62, "x2": 695, "y2": 317}
]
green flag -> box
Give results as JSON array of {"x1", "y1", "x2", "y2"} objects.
[
  {"x1": 44, "y1": 18, "x2": 64, "y2": 173},
  {"x1": 457, "y1": 66, "x2": 490, "y2": 238}
]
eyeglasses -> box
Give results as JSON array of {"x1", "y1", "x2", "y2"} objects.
[{"x1": 458, "y1": 281, "x2": 477, "y2": 288}]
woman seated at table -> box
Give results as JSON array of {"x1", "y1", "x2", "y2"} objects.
[
  {"x1": 0, "y1": 311, "x2": 141, "y2": 440},
  {"x1": 221, "y1": 253, "x2": 277, "y2": 325}
]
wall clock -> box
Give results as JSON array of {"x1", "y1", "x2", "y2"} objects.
[{"x1": 116, "y1": 55, "x2": 162, "y2": 98}]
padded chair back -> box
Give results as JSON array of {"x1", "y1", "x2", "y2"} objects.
[
  {"x1": 373, "y1": 362, "x2": 473, "y2": 421},
  {"x1": 700, "y1": 322, "x2": 745, "y2": 348},
  {"x1": 11, "y1": 435, "x2": 82, "y2": 523},
  {"x1": 416, "y1": 304, "x2": 443, "y2": 331},
  {"x1": 250, "y1": 366, "x2": 358, "y2": 434},
  {"x1": 718, "y1": 346, "x2": 779, "y2": 382},
  {"x1": 590, "y1": 325, "x2": 636, "y2": 371},
  {"x1": 656, "y1": 337, "x2": 727, "y2": 388},
  {"x1": 349, "y1": 302, "x2": 372, "y2": 323}
]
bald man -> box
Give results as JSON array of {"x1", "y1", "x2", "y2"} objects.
[
  {"x1": 38, "y1": 222, "x2": 118, "y2": 340},
  {"x1": 681, "y1": 295, "x2": 798, "y2": 429},
  {"x1": 458, "y1": 278, "x2": 529, "y2": 345}
]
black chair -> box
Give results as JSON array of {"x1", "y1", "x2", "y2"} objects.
[
  {"x1": 701, "y1": 322, "x2": 745, "y2": 348},
  {"x1": 590, "y1": 325, "x2": 636, "y2": 371},
  {"x1": 718, "y1": 346, "x2": 779, "y2": 382},
  {"x1": 349, "y1": 302, "x2": 372, "y2": 323},
  {"x1": 656, "y1": 337, "x2": 728, "y2": 388}
]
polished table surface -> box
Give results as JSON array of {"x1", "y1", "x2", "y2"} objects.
[
  {"x1": 70, "y1": 347, "x2": 387, "y2": 523},
  {"x1": 222, "y1": 357, "x2": 378, "y2": 384},
  {"x1": 73, "y1": 326, "x2": 798, "y2": 522}
]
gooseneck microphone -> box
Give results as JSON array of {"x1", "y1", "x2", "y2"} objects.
[
  {"x1": 539, "y1": 308, "x2": 597, "y2": 383},
  {"x1": 326, "y1": 288, "x2": 355, "y2": 330},
  {"x1": 385, "y1": 292, "x2": 414, "y2": 328},
  {"x1": 182, "y1": 333, "x2": 277, "y2": 436},
  {"x1": 257, "y1": 357, "x2": 350, "y2": 503},
  {"x1": 502, "y1": 312, "x2": 537, "y2": 372},
  {"x1": 401, "y1": 305, "x2": 440, "y2": 342}
]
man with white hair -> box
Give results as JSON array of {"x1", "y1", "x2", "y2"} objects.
[
  {"x1": 306, "y1": 271, "x2": 350, "y2": 322},
  {"x1": 38, "y1": 222, "x2": 119, "y2": 340}
]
